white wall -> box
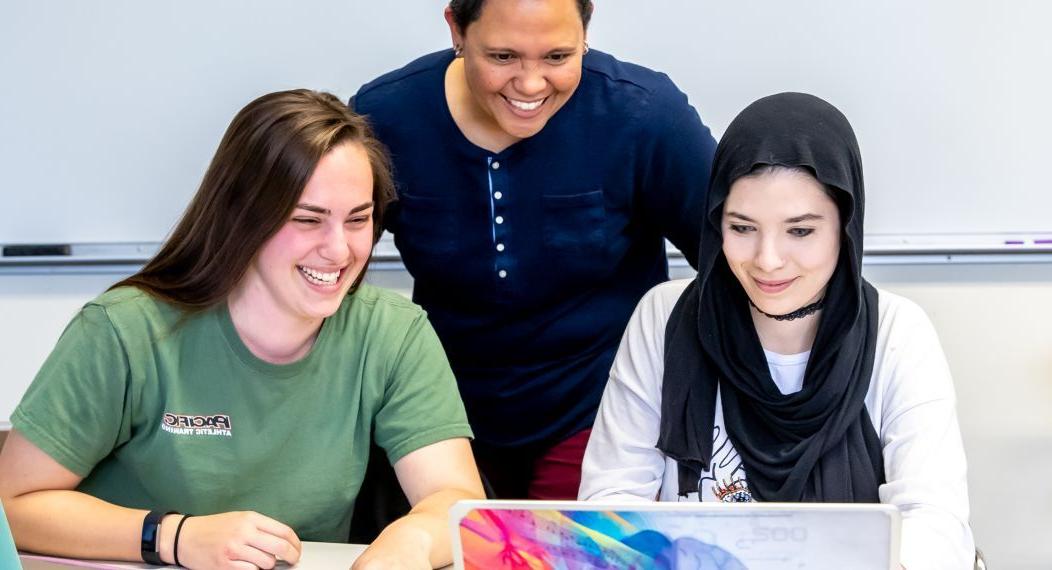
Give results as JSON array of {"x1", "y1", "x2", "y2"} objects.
[
  {"x1": 3, "y1": 0, "x2": 1052, "y2": 245},
  {"x1": 1, "y1": 263, "x2": 1050, "y2": 567},
  {"x1": 862, "y1": 264, "x2": 1052, "y2": 570}
]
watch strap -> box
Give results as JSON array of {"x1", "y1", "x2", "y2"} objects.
[{"x1": 141, "y1": 510, "x2": 177, "y2": 565}]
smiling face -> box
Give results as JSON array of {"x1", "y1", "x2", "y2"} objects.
[
  {"x1": 449, "y1": 0, "x2": 586, "y2": 141},
  {"x1": 237, "y1": 142, "x2": 375, "y2": 327},
  {"x1": 721, "y1": 167, "x2": 842, "y2": 318}
]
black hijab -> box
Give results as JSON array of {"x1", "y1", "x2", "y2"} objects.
[{"x1": 656, "y1": 93, "x2": 884, "y2": 502}]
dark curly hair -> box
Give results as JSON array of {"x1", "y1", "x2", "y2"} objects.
[{"x1": 448, "y1": 0, "x2": 594, "y2": 31}]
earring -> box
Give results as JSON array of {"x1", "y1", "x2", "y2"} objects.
[{"x1": 454, "y1": 44, "x2": 463, "y2": 57}]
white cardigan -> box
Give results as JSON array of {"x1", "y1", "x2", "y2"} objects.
[{"x1": 580, "y1": 279, "x2": 974, "y2": 570}]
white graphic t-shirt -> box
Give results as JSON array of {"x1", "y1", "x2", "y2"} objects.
[{"x1": 689, "y1": 349, "x2": 808, "y2": 503}]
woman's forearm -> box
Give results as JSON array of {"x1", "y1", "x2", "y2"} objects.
[{"x1": 5, "y1": 489, "x2": 179, "y2": 562}]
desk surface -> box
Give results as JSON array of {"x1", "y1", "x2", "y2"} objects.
[{"x1": 20, "y1": 542, "x2": 453, "y2": 570}]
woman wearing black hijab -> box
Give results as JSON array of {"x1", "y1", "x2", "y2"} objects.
[{"x1": 579, "y1": 93, "x2": 974, "y2": 569}]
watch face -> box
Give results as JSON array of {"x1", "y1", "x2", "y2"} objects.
[{"x1": 140, "y1": 511, "x2": 171, "y2": 565}]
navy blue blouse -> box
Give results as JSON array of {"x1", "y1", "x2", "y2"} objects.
[{"x1": 353, "y1": 49, "x2": 716, "y2": 448}]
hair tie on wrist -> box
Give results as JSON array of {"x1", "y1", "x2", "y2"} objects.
[{"x1": 173, "y1": 514, "x2": 194, "y2": 568}]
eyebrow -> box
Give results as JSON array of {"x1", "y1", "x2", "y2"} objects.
[
  {"x1": 295, "y1": 201, "x2": 374, "y2": 215},
  {"x1": 725, "y1": 211, "x2": 756, "y2": 223},
  {"x1": 785, "y1": 213, "x2": 824, "y2": 223},
  {"x1": 725, "y1": 211, "x2": 824, "y2": 224}
]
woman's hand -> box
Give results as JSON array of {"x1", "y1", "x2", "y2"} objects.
[
  {"x1": 351, "y1": 522, "x2": 432, "y2": 570},
  {"x1": 349, "y1": 438, "x2": 484, "y2": 569},
  {"x1": 166, "y1": 511, "x2": 302, "y2": 569}
]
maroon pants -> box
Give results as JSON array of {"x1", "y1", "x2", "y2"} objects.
[{"x1": 473, "y1": 428, "x2": 593, "y2": 500}]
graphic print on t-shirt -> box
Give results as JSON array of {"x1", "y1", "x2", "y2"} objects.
[
  {"x1": 160, "y1": 412, "x2": 233, "y2": 437},
  {"x1": 680, "y1": 423, "x2": 754, "y2": 503},
  {"x1": 702, "y1": 424, "x2": 750, "y2": 501}
]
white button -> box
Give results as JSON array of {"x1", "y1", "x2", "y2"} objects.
[
  {"x1": 498, "y1": 269, "x2": 508, "y2": 278},
  {"x1": 494, "y1": 191, "x2": 503, "y2": 200},
  {"x1": 495, "y1": 216, "x2": 504, "y2": 224},
  {"x1": 492, "y1": 161, "x2": 501, "y2": 170},
  {"x1": 496, "y1": 243, "x2": 505, "y2": 252}
]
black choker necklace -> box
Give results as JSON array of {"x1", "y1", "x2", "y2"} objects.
[{"x1": 749, "y1": 298, "x2": 825, "y2": 321}]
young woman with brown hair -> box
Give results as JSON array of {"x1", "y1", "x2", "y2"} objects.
[{"x1": 0, "y1": 89, "x2": 483, "y2": 570}]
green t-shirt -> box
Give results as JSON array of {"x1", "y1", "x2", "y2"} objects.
[{"x1": 12, "y1": 284, "x2": 472, "y2": 542}]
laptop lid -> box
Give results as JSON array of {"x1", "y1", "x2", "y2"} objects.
[
  {"x1": 1, "y1": 499, "x2": 23, "y2": 570},
  {"x1": 450, "y1": 500, "x2": 901, "y2": 570}
]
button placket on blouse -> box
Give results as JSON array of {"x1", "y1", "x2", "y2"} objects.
[{"x1": 488, "y1": 157, "x2": 509, "y2": 280}]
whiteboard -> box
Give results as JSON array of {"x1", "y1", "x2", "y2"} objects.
[{"x1": 1, "y1": 0, "x2": 1050, "y2": 249}]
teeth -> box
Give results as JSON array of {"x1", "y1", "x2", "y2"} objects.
[
  {"x1": 507, "y1": 97, "x2": 544, "y2": 111},
  {"x1": 298, "y1": 266, "x2": 340, "y2": 285}
]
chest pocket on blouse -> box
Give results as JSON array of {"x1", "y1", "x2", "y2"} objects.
[
  {"x1": 392, "y1": 192, "x2": 461, "y2": 254},
  {"x1": 542, "y1": 190, "x2": 607, "y2": 264}
]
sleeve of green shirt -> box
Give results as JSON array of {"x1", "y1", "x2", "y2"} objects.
[
  {"x1": 373, "y1": 312, "x2": 473, "y2": 465},
  {"x1": 12, "y1": 303, "x2": 132, "y2": 477}
]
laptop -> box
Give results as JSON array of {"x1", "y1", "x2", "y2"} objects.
[
  {"x1": 1, "y1": 499, "x2": 23, "y2": 570},
  {"x1": 450, "y1": 500, "x2": 901, "y2": 570}
]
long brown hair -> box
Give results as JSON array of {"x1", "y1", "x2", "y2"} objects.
[{"x1": 113, "y1": 89, "x2": 395, "y2": 312}]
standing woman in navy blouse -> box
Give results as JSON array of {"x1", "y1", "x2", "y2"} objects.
[{"x1": 352, "y1": 0, "x2": 716, "y2": 499}]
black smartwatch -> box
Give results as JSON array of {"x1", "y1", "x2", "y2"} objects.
[{"x1": 141, "y1": 510, "x2": 177, "y2": 565}]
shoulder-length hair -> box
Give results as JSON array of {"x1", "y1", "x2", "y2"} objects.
[{"x1": 112, "y1": 89, "x2": 395, "y2": 312}]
